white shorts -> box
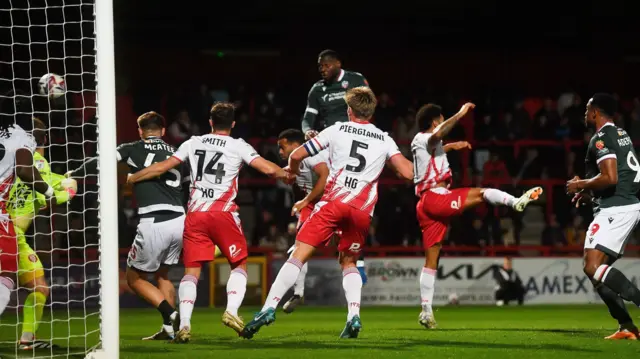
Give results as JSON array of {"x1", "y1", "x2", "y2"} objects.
[
  {"x1": 127, "y1": 214, "x2": 185, "y2": 272},
  {"x1": 584, "y1": 209, "x2": 640, "y2": 258}
]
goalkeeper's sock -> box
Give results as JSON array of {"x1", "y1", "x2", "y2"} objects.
[
  {"x1": 342, "y1": 267, "x2": 362, "y2": 321},
  {"x1": 293, "y1": 262, "x2": 308, "y2": 297},
  {"x1": 262, "y1": 258, "x2": 302, "y2": 311},
  {"x1": 0, "y1": 276, "x2": 14, "y2": 316},
  {"x1": 178, "y1": 275, "x2": 198, "y2": 330},
  {"x1": 597, "y1": 265, "x2": 640, "y2": 306},
  {"x1": 420, "y1": 267, "x2": 436, "y2": 313},
  {"x1": 225, "y1": 268, "x2": 247, "y2": 316},
  {"x1": 482, "y1": 188, "x2": 516, "y2": 207},
  {"x1": 21, "y1": 291, "x2": 47, "y2": 342},
  {"x1": 157, "y1": 300, "x2": 176, "y2": 326}
]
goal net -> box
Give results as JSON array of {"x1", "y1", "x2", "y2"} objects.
[{"x1": 0, "y1": 0, "x2": 118, "y2": 358}]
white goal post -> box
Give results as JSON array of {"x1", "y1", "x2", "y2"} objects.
[
  {"x1": 0, "y1": 0, "x2": 119, "y2": 358},
  {"x1": 93, "y1": 0, "x2": 119, "y2": 357}
]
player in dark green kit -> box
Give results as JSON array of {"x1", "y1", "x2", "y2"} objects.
[
  {"x1": 301, "y1": 49, "x2": 369, "y2": 138},
  {"x1": 285, "y1": 50, "x2": 369, "y2": 312},
  {"x1": 69, "y1": 112, "x2": 187, "y2": 340},
  {"x1": 566, "y1": 93, "x2": 640, "y2": 340}
]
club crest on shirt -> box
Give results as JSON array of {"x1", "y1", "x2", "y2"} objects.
[
  {"x1": 595, "y1": 140, "x2": 605, "y2": 150},
  {"x1": 341, "y1": 80, "x2": 349, "y2": 89}
]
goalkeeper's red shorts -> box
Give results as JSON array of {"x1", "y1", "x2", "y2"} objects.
[
  {"x1": 182, "y1": 211, "x2": 248, "y2": 268},
  {"x1": 0, "y1": 219, "x2": 18, "y2": 273}
]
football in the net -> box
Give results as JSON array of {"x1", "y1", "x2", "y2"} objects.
[{"x1": 38, "y1": 73, "x2": 66, "y2": 99}]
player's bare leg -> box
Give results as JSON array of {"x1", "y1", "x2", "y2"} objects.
[
  {"x1": 19, "y1": 275, "x2": 56, "y2": 349},
  {"x1": 156, "y1": 267, "x2": 179, "y2": 332},
  {"x1": 419, "y1": 243, "x2": 440, "y2": 329},
  {"x1": 173, "y1": 266, "x2": 201, "y2": 344},
  {"x1": 221, "y1": 260, "x2": 248, "y2": 335},
  {"x1": 241, "y1": 241, "x2": 315, "y2": 339},
  {"x1": 584, "y1": 249, "x2": 640, "y2": 339},
  {"x1": 339, "y1": 252, "x2": 363, "y2": 339},
  {"x1": 127, "y1": 266, "x2": 178, "y2": 340}
]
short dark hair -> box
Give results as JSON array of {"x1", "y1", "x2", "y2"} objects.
[
  {"x1": 278, "y1": 129, "x2": 305, "y2": 145},
  {"x1": 591, "y1": 93, "x2": 617, "y2": 118},
  {"x1": 32, "y1": 117, "x2": 47, "y2": 146},
  {"x1": 318, "y1": 49, "x2": 340, "y2": 62},
  {"x1": 210, "y1": 102, "x2": 235, "y2": 130},
  {"x1": 416, "y1": 104, "x2": 443, "y2": 131},
  {"x1": 137, "y1": 111, "x2": 165, "y2": 131}
]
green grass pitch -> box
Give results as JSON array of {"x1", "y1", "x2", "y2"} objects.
[{"x1": 0, "y1": 305, "x2": 638, "y2": 358}]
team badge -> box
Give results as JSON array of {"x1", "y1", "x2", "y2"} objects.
[
  {"x1": 28, "y1": 254, "x2": 37, "y2": 263},
  {"x1": 618, "y1": 130, "x2": 625, "y2": 136},
  {"x1": 341, "y1": 80, "x2": 349, "y2": 89},
  {"x1": 595, "y1": 140, "x2": 605, "y2": 150}
]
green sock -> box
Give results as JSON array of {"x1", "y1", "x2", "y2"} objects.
[{"x1": 21, "y1": 291, "x2": 46, "y2": 341}]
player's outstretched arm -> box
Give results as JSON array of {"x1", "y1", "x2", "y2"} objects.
[
  {"x1": 428, "y1": 103, "x2": 475, "y2": 148},
  {"x1": 249, "y1": 157, "x2": 291, "y2": 181},
  {"x1": 292, "y1": 162, "x2": 329, "y2": 215},
  {"x1": 443, "y1": 141, "x2": 472, "y2": 152},
  {"x1": 388, "y1": 154, "x2": 414, "y2": 181},
  {"x1": 566, "y1": 159, "x2": 618, "y2": 194},
  {"x1": 127, "y1": 157, "x2": 181, "y2": 184}
]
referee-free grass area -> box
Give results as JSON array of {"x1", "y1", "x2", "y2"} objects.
[{"x1": 1, "y1": 305, "x2": 639, "y2": 358}]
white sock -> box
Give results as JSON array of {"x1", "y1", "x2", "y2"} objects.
[
  {"x1": 262, "y1": 258, "x2": 303, "y2": 311},
  {"x1": 0, "y1": 276, "x2": 14, "y2": 316},
  {"x1": 178, "y1": 275, "x2": 198, "y2": 329},
  {"x1": 342, "y1": 267, "x2": 362, "y2": 321},
  {"x1": 225, "y1": 268, "x2": 247, "y2": 316},
  {"x1": 293, "y1": 262, "x2": 308, "y2": 296},
  {"x1": 420, "y1": 267, "x2": 436, "y2": 313},
  {"x1": 482, "y1": 188, "x2": 516, "y2": 207}
]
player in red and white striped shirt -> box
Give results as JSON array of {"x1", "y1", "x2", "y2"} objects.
[
  {"x1": 128, "y1": 103, "x2": 292, "y2": 342},
  {"x1": 412, "y1": 103, "x2": 542, "y2": 329},
  {"x1": 242, "y1": 87, "x2": 414, "y2": 339}
]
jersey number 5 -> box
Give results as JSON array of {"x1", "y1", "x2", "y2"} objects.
[
  {"x1": 346, "y1": 140, "x2": 368, "y2": 173},
  {"x1": 627, "y1": 151, "x2": 640, "y2": 183},
  {"x1": 194, "y1": 150, "x2": 226, "y2": 183},
  {"x1": 144, "y1": 153, "x2": 181, "y2": 187}
]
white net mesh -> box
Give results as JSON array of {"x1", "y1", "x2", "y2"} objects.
[{"x1": 0, "y1": 0, "x2": 101, "y2": 357}]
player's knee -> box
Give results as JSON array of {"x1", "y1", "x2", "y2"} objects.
[
  {"x1": 582, "y1": 261, "x2": 600, "y2": 280},
  {"x1": 35, "y1": 284, "x2": 49, "y2": 297},
  {"x1": 589, "y1": 263, "x2": 612, "y2": 283},
  {"x1": 231, "y1": 258, "x2": 248, "y2": 271}
]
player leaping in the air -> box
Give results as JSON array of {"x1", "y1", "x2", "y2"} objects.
[
  {"x1": 241, "y1": 87, "x2": 414, "y2": 339},
  {"x1": 0, "y1": 108, "x2": 57, "y2": 328},
  {"x1": 566, "y1": 93, "x2": 640, "y2": 340},
  {"x1": 276, "y1": 129, "x2": 330, "y2": 313},
  {"x1": 7, "y1": 118, "x2": 76, "y2": 350},
  {"x1": 412, "y1": 103, "x2": 542, "y2": 329},
  {"x1": 302, "y1": 49, "x2": 369, "y2": 283},
  {"x1": 128, "y1": 103, "x2": 293, "y2": 343}
]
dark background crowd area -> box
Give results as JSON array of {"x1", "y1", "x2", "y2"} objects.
[{"x1": 113, "y1": 84, "x2": 640, "y2": 253}]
